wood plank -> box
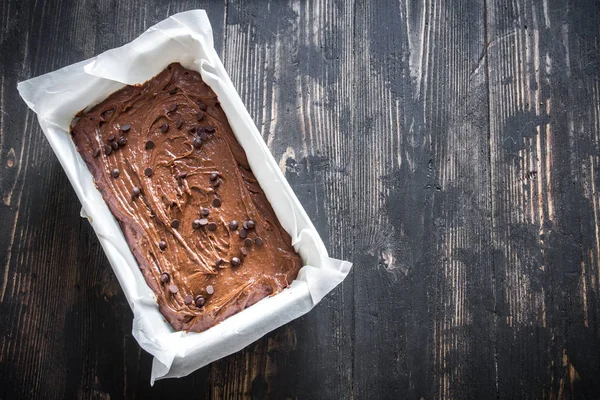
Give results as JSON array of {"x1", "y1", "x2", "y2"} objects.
[
  {"x1": 352, "y1": 0, "x2": 494, "y2": 398},
  {"x1": 0, "y1": 1, "x2": 226, "y2": 399},
  {"x1": 207, "y1": 1, "x2": 355, "y2": 398},
  {"x1": 486, "y1": 0, "x2": 600, "y2": 398}
]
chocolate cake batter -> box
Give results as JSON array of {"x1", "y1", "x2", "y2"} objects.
[{"x1": 71, "y1": 63, "x2": 302, "y2": 332}]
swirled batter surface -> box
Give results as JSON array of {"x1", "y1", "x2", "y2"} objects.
[{"x1": 71, "y1": 63, "x2": 301, "y2": 332}]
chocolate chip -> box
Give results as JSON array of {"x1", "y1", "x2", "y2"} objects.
[
  {"x1": 171, "y1": 219, "x2": 180, "y2": 229},
  {"x1": 239, "y1": 229, "x2": 248, "y2": 239},
  {"x1": 198, "y1": 218, "x2": 208, "y2": 227},
  {"x1": 110, "y1": 141, "x2": 119, "y2": 150},
  {"x1": 144, "y1": 167, "x2": 153, "y2": 177},
  {"x1": 196, "y1": 112, "x2": 205, "y2": 121},
  {"x1": 175, "y1": 119, "x2": 183, "y2": 129},
  {"x1": 159, "y1": 240, "x2": 167, "y2": 250},
  {"x1": 169, "y1": 87, "x2": 178, "y2": 95},
  {"x1": 244, "y1": 238, "x2": 253, "y2": 247},
  {"x1": 206, "y1": 285, "x2": 214, "y2": 295},
  {"x1": 160, "y1": 272, "x2": 170, "y2": 283},
  {"x1": 198, "y1": 102, "x2": 207, "y2": 111},
  {"x1": 111, "y1": 169, "x2": 120, "y2": 178},
  {"x1": 192, "y1": 219, "x2": 202, "y2": 229},
  {"x1": 104, "y1": 145, "x2": 112, "y2": 156},
  {"x1": 195, "y1": 295, "x2": 205, "y2": 307},
  {"x1": 145, "y1": 140, "x2": 155, "y2": 150},
  {"x1": 229, "y1": 220, "x2": 239, "y2": 230},
  {"x1": 167, "y1": 104, "x2": 177, "y2": 112},
  {"x1": 193, "y1": 138, "x2": 203, "y2": 148},
  {"x1": 213, "y1": 180, "x2": 221, "y2": 188},
  {"x1": 255, "y1": 237, "x2": 263, "y2": 246},
  {"x1": 215, "y1": 258, "x2": 224, "y2": 267},
  {"x1": 169, "y1": 284, "x2": 178, "y2": 294},
  {"x1": 240, "y1": 247, "x2": 249, "y2": 256},
  {"x1": 184, "y1": 294, "x2": 193, "y2": 305},
  {"x1": 121, "y1": 124, "x2": 131, "y2": 132},
  {"x1": 200, "y1": 208, "x2": 210, "y2": 217},
  {"x1": 207, "y1": 222, "x2": 217, "y2": 231},
  {"x1": 93, "y1": 148, "x2": 101, "y2": 158},
  {"x1": 231, "y1": 257, "x2": 241, "y2": 266},
  {"x1": 200, "y1": 130, "x2": 209, "y2": 141},
  {"x1": 188, "y1": 126, "x2": 197, "y2": 134},
  {"x1": 117, "y1": 136, "x2": 127, "y2": 147},
  {"x1": 160, "y1": 123, "x2": 169, "y2": 133},
  {"x1": 205, "y1": 126, "x2": 215, "y2": 133},
  {"x1": 209, "y1": 172, "x2": 218, "y2": 181},
  {"x1": 108, "y1": 134, "x2": 115, "y2": 141},
  {"x1": 132, "y1": 187, "x2": 141, "y2": 197},
  {"x1": 212, "y1": 198, "x2": 222, "y2": 207},
  {"x1": 243, "y1": 220, "x2": 255, "y2": 230}
]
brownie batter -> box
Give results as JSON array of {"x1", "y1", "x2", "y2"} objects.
[{"x1": 71, "y1": 63, "x2": 302, "y2": 332}]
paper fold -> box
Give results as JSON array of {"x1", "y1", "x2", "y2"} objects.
[{"x1": 17, "y1": 10, "x2": 352, "y2": 383}]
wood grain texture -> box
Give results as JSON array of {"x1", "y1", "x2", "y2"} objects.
[
  {"x1": 487, "y1": 1, "x2": 600, "y2": 398},
  {"x1": 352, "y1": 1, "x2": 494, "y2": 398},
  {"x1": 1, "y1": 0, "x2": 600, "y2": 399}
]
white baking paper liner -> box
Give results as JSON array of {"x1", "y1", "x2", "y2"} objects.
[{"x1": 17, "y1": 10, "x2": 352, "y2": 383}]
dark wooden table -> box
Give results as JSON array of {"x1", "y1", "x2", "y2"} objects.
[{"x1": 2, "y1": 1, "x2": 600, "y2": 399}]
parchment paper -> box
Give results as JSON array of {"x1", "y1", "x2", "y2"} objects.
[{"x1": 17, "y1": 10, "x2": 352, "y2": 383}]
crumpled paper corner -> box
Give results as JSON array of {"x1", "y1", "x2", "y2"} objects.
[{"x1": 17, "y1": 10, "x2": 352, "y2": 384}]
